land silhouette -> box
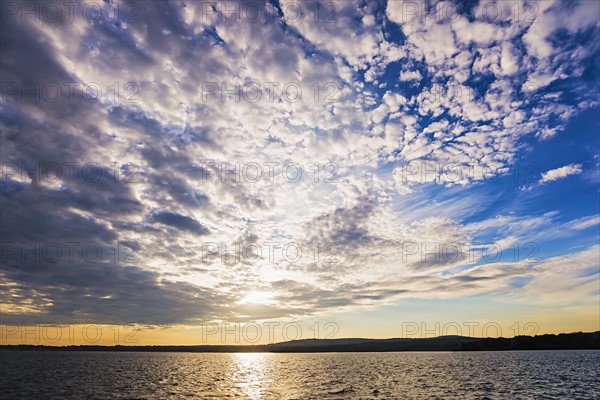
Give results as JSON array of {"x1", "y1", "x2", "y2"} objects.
[{"x1": 2, "y1": 331, "x2": 598, "y2": 352}]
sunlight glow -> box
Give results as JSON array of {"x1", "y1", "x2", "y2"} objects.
[{"x1": 238, "y1": 291, "x2": 274, "y2": 305}]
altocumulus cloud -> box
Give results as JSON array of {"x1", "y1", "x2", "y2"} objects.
[{"x1": 0, "y1": 0, "x2": 598, "y2": 326}]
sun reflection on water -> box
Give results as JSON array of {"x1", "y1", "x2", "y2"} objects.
[{"x1": 231, "y1": 353, "x2": 270, "y2": 399}]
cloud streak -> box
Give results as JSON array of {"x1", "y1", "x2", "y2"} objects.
[{"x1": 540, "y1": 164, "x2": 583, "y2": 184}]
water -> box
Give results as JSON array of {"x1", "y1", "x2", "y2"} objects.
[{"x1": 1, "y1": 350, "x2": 598, "y2": 399}]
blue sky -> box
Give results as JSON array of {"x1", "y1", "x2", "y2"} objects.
[{"x1": 0, "y1": 0, "x2": 598, "y2": 344}]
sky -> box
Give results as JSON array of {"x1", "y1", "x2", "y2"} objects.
[{"x1": 0, "y1": 0, "x2": 599, "y2": 345}]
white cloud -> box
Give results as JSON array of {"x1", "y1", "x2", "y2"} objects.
[
  {"x1": 509, "y1": 246, "x2": 600, "y2": 306},
  {"x1": 540, "y1": 164, "x2": 583, "y2": 183},
  {"x1": 399, "y1": 70, "x2": 423, "y2": 81},
  {"x1": 568, "y1": 215, "x2": 600, "y2": 231},
  {"x1": 499, "y1": 42, "x2": 519, "y2": 76}
]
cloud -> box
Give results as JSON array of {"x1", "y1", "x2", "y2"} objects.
[
  {"x1": 0, "y1": 0, "x2": 598, "y2": 327},
  {"x1": 568, "y1": 215, "x2": 600, "y2": 231},
  {"x1": 0, "y1": 263, "x2": 227, "y2": 325},
  {"x1": 540, "y1": 164, "x2": 582, "y2": 184},
  {"x1": 149, "y1": 211, "x2": 210, "y2": 235},
  {"x1": 504, "y1": 246, "x2": 600, "y2": 306},
  {"x1": 399, "y1": 70, "x2": 423, "y2": 82}
]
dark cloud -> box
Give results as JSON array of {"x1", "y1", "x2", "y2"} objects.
[
  {"x1": 0, "y1": 178, "x2": 224, "y2": 325},
  {"x1": 305, "y1": 198, "x2": 377, "y2": 246},
  {"x1": 149, "y1": 210, "x2": 209, "y2": 235},
  {"x1": 0, "y1": 261, "x2": 226, "y2": 325}
]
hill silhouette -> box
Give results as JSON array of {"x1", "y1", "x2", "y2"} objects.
[{"x1": 1, "y1": 331, "x2": 598, "y2": 352}]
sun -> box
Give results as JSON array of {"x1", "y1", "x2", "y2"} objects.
[{"x1": 238, "y1": 291, "x2": 274, "y2": 305}]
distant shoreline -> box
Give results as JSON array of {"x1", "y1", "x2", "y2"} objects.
[{"x1": 2, "y1": 331, "x2": 598, "y2": 353}]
